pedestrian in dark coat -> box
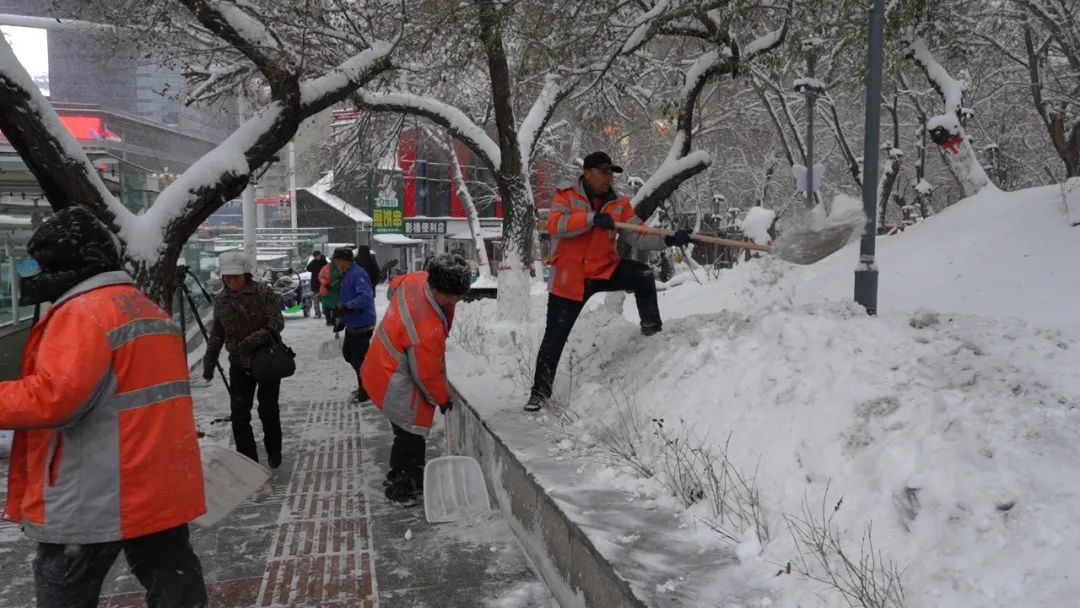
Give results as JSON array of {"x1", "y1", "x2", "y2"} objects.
[
  {"x1": 203, "y1": 251, "x2": 286, "y2": 468},
  {"x1": 356, "y1": 245, "x2": 382, "y2": 287}
]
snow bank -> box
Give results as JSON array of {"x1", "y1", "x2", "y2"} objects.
[{"x1": 447, "y1": 183, "x2": 1080, "y2": 607}]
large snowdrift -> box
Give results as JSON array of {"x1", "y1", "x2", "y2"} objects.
[{"x1": 449, "y1": 183, "x2": 1080, "y2": 607}]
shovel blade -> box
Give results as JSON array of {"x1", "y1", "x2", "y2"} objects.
[
  {"x1": 772, "y1": 205, "x2": 865, "y2": 265},
  {"x1": 318, "y1": 338, "x2": 340, "y2": 360},
  {"x1": 193, "y1": 444, "x2": 270, "y2": 527},
  {"x1": 423, "y1": 455, "x2": 491, "y2": 523}
]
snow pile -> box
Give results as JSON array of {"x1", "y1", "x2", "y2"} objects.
[{"x1": 448, "y1": 183, "x2": 1080, "y2": 607}]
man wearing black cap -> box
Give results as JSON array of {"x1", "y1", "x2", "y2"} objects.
[
  {"x1": 332, "y1": 247, "x2": 376, "y2": 402},
  {"x1": 525, "y1": 151, "x2": 692, "y2": 412}
]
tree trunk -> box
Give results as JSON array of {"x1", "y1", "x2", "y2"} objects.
[
  {"x1": 480, "y1": 1, "x2": 535, "y2": 321},
  {"x1": 878, "y1": 154, "x2": 902, "y2": 229},
  {"x1": 494, "y1": 173, "x2": 534, "y2": 322},
  {"x1": 907, "y1": 37, "x2": 994, "y2": 196}
]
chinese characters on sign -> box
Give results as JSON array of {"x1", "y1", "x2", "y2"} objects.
[
  {"x1": 404, "y1": 219, "x2": 447, "y2": 236},
  {"x1": 370, "y1": 170, "x2": 404, "y2": 233}
]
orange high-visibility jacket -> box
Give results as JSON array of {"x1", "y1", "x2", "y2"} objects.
[
  {"x1": 545, "y1": 180, "x2": 664, "y2": 301},
  {"x1": 0, "y1": 271, "x2": 205, "y2": 544},
  {"x1": 360, "y1": 272, "x2": 453, "y2": 437}
]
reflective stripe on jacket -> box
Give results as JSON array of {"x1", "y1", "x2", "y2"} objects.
[
  {"x1": 0, "y1": 271, "x2": 205, "y2": 544},
  {"x1": 360, "y1": 272, "x2": 453, "y2": 437},
  {"x1": 545, "y1": 179, "x2": 664, "y2": 301}
]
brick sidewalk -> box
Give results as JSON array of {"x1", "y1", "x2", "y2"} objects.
[
  {"x1": 1, "y1": 397, "x2": 551, "y2": 608},
  {"x1": 99, "y1": 400, "x2": 376, "y2": 608}
]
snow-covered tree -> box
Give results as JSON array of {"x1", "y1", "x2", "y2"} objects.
[{"x1": 0, "y1": 0, "x2": 399, "y2": 308}]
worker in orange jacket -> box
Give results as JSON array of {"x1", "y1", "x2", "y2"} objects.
[
  {"x1": 0, "y1": 208, "x2": 208, "y2": 607},
  {"x1": 526, "y1": 152, "x2": 692, "y2": 412},
  {"x1": 360, "y1": 254, "x2": 472, "y2": 506}
]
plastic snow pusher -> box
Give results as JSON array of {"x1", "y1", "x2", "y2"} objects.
[
  {"x1": 424, "y1": 413, "x2": 491, "y2": 523},
  {"x1": 193, "y1": 443, "x2": 271, "y2": 527}
]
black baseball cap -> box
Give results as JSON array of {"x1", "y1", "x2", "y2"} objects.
[
  {"x1": 582, "y1": 151, "x2": 623, "y2": 173},
  {"x1": 331, "y1": 247, "x2": 354, "y2": 261}
]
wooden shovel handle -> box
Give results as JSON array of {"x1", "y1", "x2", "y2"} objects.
[{"x1": 613, "y1": 221, "x2": 772, "y2": 253}]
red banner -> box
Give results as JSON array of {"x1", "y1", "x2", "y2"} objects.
[{"x1": 397, "y1": 130, "x2": 417, "y2": 217}]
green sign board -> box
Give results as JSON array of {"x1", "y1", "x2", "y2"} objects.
[{"x1": 370, "y1": 170, "x2": 404, "y2": 234}]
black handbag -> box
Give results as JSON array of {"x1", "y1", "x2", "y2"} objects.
[{"x1": 250, "y1": 332, "x2": 296, "y2": 382}]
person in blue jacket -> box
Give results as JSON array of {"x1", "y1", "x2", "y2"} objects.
[{"x1": 332, "y1": 248, "x2": 376, "y2": 402}]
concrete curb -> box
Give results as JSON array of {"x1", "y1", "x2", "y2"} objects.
[{"x1": 449, "y1": 387, "x2": 648, "y2": 608}]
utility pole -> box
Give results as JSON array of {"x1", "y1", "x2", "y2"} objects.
[
  {"x1": 854, "y1": 0, "x2": 885, "y2": 314},
  {"x1": 288, "y1": 141, "x2": 298, "y2": 230},
  {"x1": 238, "y1": 94, "x2": 256, "y2": 261}
]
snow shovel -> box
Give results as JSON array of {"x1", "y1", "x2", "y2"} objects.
[
  {"x1": 318, "y1": 337, "x2": 341, "y2": 360},
  {"x1": 424, "y1": 415, "x2": 491, "y2": 523},
  {"x1": 614, "y1": 207, "x2": 863, "y2": 265},
  {"x1": 192, "y1": 443, "x2": 271, "y2": 527}
]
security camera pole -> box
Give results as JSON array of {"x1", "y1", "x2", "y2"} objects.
[{"x1": 854, "y1": 0, "x2": 885, "y2": 315}]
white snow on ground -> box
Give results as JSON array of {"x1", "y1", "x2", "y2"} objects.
[{"x1": 447, "y1": 183, "x2": 1080, "y2": 607}]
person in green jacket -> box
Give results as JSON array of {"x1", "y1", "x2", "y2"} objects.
[{"x1": 319, "y1": 262, "x2": 343, "y2": 337}]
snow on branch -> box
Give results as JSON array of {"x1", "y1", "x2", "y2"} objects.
[
  {"x1": 517, "y1": 74, "x2": 567, "y2": 165},
  {"x1": 906, "y1": 36, "x2": 965, "y2": 117},
  {"x1": 905, "y1": 36, "x2": 993, "y2": 196},
  {"x1": 631, "y1": 151, "x2": 712, "y2": 214},
  {"x1": 299, "y1": 41, "x2": 393, "y2": 109},
  {"x1": 358, "y1": 91, "x2": 502, "y2": 170},
  {"x1": 181, "y1": 0, "x2": 296, "y2": 90},
  {"x1": 132, "y1": 104, "x2": 282, "y2": 261},
  {"x1": 620, "y1": 0, "x2": 672, "y2": 55},
  {"x1": 185, "y1": 62, "x2": 252, "y2": 105},
  {"x1": 743, "y1": 21, "x2": 788, "y2": 59},
  {"x1": 0, "y1": 13, "x2": 115, "y2": 32},
  {"x1": 0, "y1": 35, "x2": 130, "y2": 224}
]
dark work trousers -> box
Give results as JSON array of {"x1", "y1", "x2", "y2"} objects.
[
  {"x1": 229, "y1": 365, "x2": 282, "y2": 464},
  {"x1": 342, "y1": 326, "x2": 374, "y2": 391},
  {"x1": 324, "y1": 307, "x2": 336, "y2": 327},
  {"x1": 389, "y1": 423, "x2": 426, "y2": 488},
  {"x1": 531, "y1": 258, "x2": 661, "y2": 400},
  {"x1": 34, "y1": 524, "x2": 208, "y2": 608}
]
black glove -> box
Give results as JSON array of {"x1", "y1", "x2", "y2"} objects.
[
  {"x1": 664, "y1": 229, "x2": 692, "y2": 247},
  {"x1": 202, "y1": 368, "x2": 214, "y2": 382},
  {"x1": 439, "y1": 399, "x2": 453, "y2": 414},
  {"x1": 592, "y1": 212, "x2": 615, "y2": 230}
]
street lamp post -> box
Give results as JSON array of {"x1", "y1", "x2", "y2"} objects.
[{"x1": 854, "y1": 0, "x2": 885, "y2": 315}]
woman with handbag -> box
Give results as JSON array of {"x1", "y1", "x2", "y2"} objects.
[{"x1": 204, "y1": 251, "x2": 287, "y2": 468}]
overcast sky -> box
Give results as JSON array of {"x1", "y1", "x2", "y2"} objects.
[{"x1": 1, "y1": 25, "x2": 49, "y2": 94}]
